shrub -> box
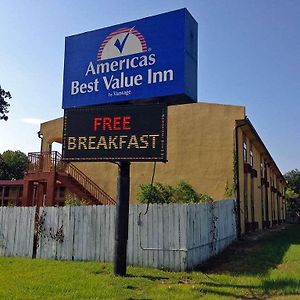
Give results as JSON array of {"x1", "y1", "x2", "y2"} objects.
[
  {"x1": 64, "y1": 192, "x2": 89, "y2": 206},
  {"x1": 138, "y1": 182, "x2": 174, "y2": 204},
  {"x1": 198, "y1": 193, "x2": 214, "y2": 203},
  {"x1": 138, "y1": 181, "x2": 213, "y2": 204},
  {"x1": 224, "y1": 179, "x2": 234, "y2": 199},
  {"x1": 173, "y1": 181, "x2": 200, "y2": 203}
]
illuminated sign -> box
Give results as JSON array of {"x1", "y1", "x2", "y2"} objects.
[
  {"x1": 62, "y1": 8, "x2": 198, "y2": 109},
  {"x1": 62, "y1": 104, "x2": 167, "y2": 161}
]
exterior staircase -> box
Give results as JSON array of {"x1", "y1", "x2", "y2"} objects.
[{"x1": 26, "y1": 151, "x2": 115, "y2": 205}]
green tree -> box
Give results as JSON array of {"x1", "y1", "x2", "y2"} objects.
[
  {"x1": 284, "y1": 169, "x2": 300, "y2": 212},
  {"x1": 285, "y1": 187, "x2": 299, "y2": 200},
  {"x1": 0, "y1": 154, "x2": 5, "y2": 179},
  {"x1": 285, "y1": 169, "x2": 300, "y2": 194},
  {"x1": 0, "y1": 150, "x2": 28, "y2": 180},
  {"x1": 0, "y1": 85, "x2": 11, "y2": 121},
  {"x1": 285, "y1": 187, "x2": 299, "y2": 211}
]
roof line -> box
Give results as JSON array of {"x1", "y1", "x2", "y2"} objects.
[{"x1": 236, "y1": 116, "x2": 286, "y2": 184}]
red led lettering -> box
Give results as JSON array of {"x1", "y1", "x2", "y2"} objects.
[
  {"x1": 123, "y1": 116, "x2": 131, "y2": 130},
  {"x1": 94, "y1": 115, "x2": 132, "y2": 131},
  {"x1": 103, "y1": 117, "x2": 112, "y2": 130},
  {"x1": 113, "y1": 116, "x2": 121, "y2": 130},
  {"x1": 94, "y1": 118, "x2": 102, "y2": 131}
]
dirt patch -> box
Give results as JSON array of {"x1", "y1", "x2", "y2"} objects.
[
  {"x1": 276, "y1": 262, "x2": 295, "y2": 271},
  {"x1": 197, "y1": 224, "x2": 289, "y2": 273}
]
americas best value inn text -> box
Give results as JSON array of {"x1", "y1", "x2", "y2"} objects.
[{"x1": 70, "y1": 54, "x2": 174, "y2": 96}]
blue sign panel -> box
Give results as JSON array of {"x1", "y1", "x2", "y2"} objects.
[{"x1": 62, "y1": 8, "x2": 198, "y2": 109}]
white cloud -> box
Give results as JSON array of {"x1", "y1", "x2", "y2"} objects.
[{"x1": 19, "y1": 118, "x2": 45, "y2": 125}]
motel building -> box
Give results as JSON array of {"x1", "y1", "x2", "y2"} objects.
[{"x1": 0, "y1": 101, "x2": 287, "y2": 236}]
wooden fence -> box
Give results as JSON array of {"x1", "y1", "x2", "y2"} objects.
[
  {"x1": 0, "y1": 207, "x2": 35, "y2": 257},
  {"x1": 0, "y1": 200, "x2": 237, "y2": 271}
]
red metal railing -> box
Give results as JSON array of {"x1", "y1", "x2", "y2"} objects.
[{"x1": 27, "y1": 152, "x2": 115, "y2": 205}]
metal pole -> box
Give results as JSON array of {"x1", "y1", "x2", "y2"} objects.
[{"x1": 114, "y1": 161, "x2": 130, "y2": 276}]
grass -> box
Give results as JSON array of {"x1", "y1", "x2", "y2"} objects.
[{"x1": 0, "y1": 225, "x2": 300, "y2": 299}]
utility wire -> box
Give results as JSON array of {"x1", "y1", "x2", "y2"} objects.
[
  {"x1": 138, "y1": 161, "x2": 157, "y2": 225},
  {"x1": 144, "y1": 161, "x2": 156, "y2": 215}
]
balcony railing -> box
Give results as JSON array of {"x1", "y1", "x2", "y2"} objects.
[{"x1": 27, "y1": 152, "x2": 115, "y2": 205}]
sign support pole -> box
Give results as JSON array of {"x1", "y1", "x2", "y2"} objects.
[{"x1": 114, "y1": 161, "x2": 130, "y2": 276}]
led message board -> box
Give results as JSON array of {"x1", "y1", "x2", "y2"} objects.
[
  {"x1": 62, "y1": 104, "x2": 167, "y2": 161},
  {"x1": 62, "y1": 8, "x2": 198, "y2": 109}
]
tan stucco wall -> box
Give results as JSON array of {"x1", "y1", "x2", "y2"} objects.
[
  {"x1": 253, "y1": 144, "x2": 262, "y2": 229},
  {"x1": 40, "y1": 102, "x2": 245, "y2": 203},
  {"x1": 40, "y1": 117, "x2": 64, "y2": 152},
  {"x1": 237, "y1": 128, "x2": 245, "y2": 234},
  {"x1": 237, "y1": 125, "x2": 287, "y2": 235}
]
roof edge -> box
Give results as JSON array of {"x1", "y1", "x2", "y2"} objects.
[{"x1": 236, "y1": 117, "x2": 287, "y2": 185}]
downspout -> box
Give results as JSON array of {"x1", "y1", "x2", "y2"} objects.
[{"x1": 235, "y1": 120, "x2": 247, "y2": 239}]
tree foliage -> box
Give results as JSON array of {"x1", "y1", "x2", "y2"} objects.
[
  {"x1": 0, "y1": 85, "x2": 11, "y2": 121},
  {"x1": 138, "y1": 181, "x2": 213, "y2": 204},
  {"x1": 285, "y1": 169, "x2": 300, "y2": 194},
  {"x1": 284, "y1": 169, "x2": 300, "y2": 212},
  {"x1": 0, "y1": 155, "x2": 5, "y2": 179},
  {"x1": 285, "y1": 187, "x2": 299, "y2": 200},
  {"x1": 138, "y1": 182, "x2": 174, "y2": 204},
  {"x1": 0, "y1": 150, "x2": 28, "y2": 180}
]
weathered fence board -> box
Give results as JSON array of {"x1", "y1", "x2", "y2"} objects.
[
  {"x1": 0, "y1": 207, "x2": 35, "y2": 257},
  {"x1": 0, "y1": 200, "x2": 237, "y2": 271},
  {"x1": 186, "y1": 200, "x2": 237, "y2": 269}
]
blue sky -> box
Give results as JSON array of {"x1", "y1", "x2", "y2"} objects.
[{"x1": 0, "y1": 0, "x2": 299, "y2": 173}]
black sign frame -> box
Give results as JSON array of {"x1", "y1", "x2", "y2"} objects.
[{"x1": 62, "y1": 103, "x2": 167, "y2": 162}]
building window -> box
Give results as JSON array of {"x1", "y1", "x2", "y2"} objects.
[
  {"x1": 4, "y1": 187, "x2": 9, "y2": 197},
  {"x1": 264, "y1": 159, "x2": 268, "y2": 174},
  {"x1": 18, "y1": 187, "x2": 23, "y2": 198},
  {"x1": 260, "y1": 154, "x2": 265, "y2": 223},
  {"x1": 243, "y1": 133, "x2": 247, "y2": 162},
  {"x1": 260, "y1": 156, "x2": 264, "y2": 178},
  {"x1": 250, "y1": 143, "x2": 254, "y2": 167},
  {"x1": 59, "y1": 187, "x2": 65, "y2": 198}
]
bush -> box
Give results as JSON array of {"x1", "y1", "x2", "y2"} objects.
[
  {"x1": 137, "y1": 181, "x2": 213, "y2": 204},
  {"x1": 138, "y1": 182, "x2": 174, "y2": 204},
  {"x1": 64, "y1": 192, "x2": 89, "y2": 206},
  {"x1": 224, "y1": 180, "x2": 234, "y2": 199}
]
